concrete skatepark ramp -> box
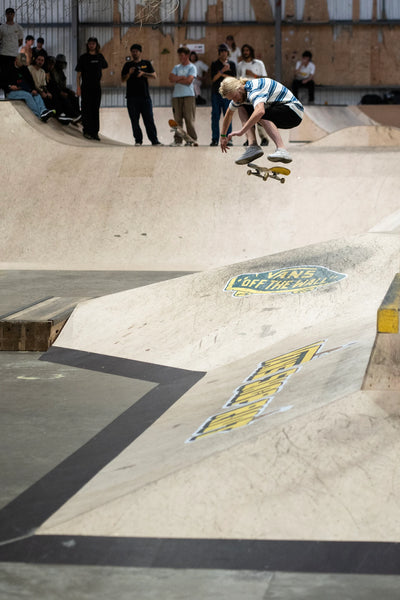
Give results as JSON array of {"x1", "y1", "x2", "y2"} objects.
[
  {"x1": 1, "y1": 101, "x2": 400, "y2": 271},
  {"x1": 1, "y1": 100, "x2": 400, "y2": 596}
]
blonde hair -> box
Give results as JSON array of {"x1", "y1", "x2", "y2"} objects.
[{"x1": 219, "y1": 76, "x2": 248, "y2": 98}]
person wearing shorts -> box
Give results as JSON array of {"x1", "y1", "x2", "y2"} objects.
[{"x1": 218, "y1": 76, "x2": 304, "y2": 164}]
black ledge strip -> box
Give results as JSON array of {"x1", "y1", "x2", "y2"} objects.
[{"x1": 1, "y1": 536, "x2": 400, "y2": 575}]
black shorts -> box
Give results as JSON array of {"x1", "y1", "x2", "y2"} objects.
[{"x1": 242, "y1": 103, "x2": 302, "y2": 129}]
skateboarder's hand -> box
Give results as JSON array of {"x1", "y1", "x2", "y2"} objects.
[{"x1": 220, "y1": 137, "x2": 229, "y2": 153}]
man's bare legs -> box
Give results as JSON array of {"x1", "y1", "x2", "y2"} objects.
[
  {"x1": 238, "y1": 106, "x2": 257, "y2": 145},
  {"x1": 259, "y1": 119, "x2": 292, "y2": 163},
  {"x1": 259, "y1": 119, "x2": 285, "y2": 150}
]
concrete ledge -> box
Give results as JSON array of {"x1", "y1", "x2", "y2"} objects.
[
  {"x1": 0, "y1": 297, "x2": 88, "y2": 351},
  {"x1": 363, "y1": 273, "x2": 400, "y2": 390}
]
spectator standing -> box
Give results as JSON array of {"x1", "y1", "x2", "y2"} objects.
[
  {"x1": 0, "y1": 7, "x2": 23, "y2": 94},
  {"x1": 210, "y1": 43, "x2": 236, "y2": 146},
  {"x1": 292, "y1": 50, "x2": 315, "y2": 104},
  {"x1": 19, "y1": 34, "x2": 34, "y2": 65},
  {"x1": 121, "y1": 43, "x2": 161, "y2": 146},
  {"x1": 75, "y1": 37, "x2": 108, "y2": 140},
  {"x1": 225, "y1": 35, "x2": 241, "y2": 67},
  {"x1": 237, "y1": 43, "x2": 269, "y2": 146},
  {"x1": 189, "y1": 50, "x2": 208, "y2": 105},
  {"x1": 168, "y1": 46, "x2": 197, "y2": 146}
]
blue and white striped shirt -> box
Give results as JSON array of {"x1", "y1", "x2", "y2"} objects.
[{"x1": 229, "y1": 78, "x2": 304, "y2": 119}]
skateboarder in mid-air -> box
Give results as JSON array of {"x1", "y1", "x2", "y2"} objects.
[{"x1": 218, "y1": 76, "x2": 304, "y2": 164}]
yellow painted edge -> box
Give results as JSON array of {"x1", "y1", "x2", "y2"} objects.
[
  {"x1": 377, "y1": 274, "x2": 400, "y2": 333},
  {"x1": 377, "y1": 308, "x2": 399, "y2": 333}
]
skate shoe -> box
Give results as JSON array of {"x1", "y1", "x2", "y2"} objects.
[
  {"x1": 235, "y1": 144, "x2": 264, "y2": 165},
  {"x1": 267, "y1": 148, "x2": 292, "y2": 163}
]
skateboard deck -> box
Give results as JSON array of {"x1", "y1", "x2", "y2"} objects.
[
  {"x1": 169, "y1": 119, "x2": 198, "y2": 146},
  {"x1": 246, "y1": 162, "x2": 291, "y2": 183}
]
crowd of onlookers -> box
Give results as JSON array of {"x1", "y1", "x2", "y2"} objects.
[
  {"x1": 0, "y1": 6, "x2": 316, "y2": 147},
  {"x1": 0, "y1": 7, "x2": 110, "y2": 140},
  {"x1": 0, "y1": 7, "x2": 82, "y2": 125}
]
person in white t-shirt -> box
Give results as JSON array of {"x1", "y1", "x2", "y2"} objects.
[
  {"x1": 292, "y1": 50, "x2": 315, "y2": 103},
  {"x1": 0, "y1": 7, "x2": 23, "y2": 93},
  {"x1": 237, "y1": 43, "x2": 269, "y2": 146},
  {"x1": 190, "y1": 51, "x2": 208, "y2": 105},
  {"x1": 225, "y1": 35, "x2": 241, "y2": 66}
]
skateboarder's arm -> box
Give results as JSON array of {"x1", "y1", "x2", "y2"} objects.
[
  {"x1": 220, "y1": 107, "x2": 234, "y2": 136},
  {"x1": 220, "y1": 107, "x2": 235, "y2": 153}
]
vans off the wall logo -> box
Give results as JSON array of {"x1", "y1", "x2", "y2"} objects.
[{"x1": 224, "y1": 266, "x2": 347, "y2": 297}]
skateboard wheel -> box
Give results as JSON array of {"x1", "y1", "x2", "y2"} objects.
[
  {"x1": 280, "y1": 178, "x2": 285, "y2": 184},
  {"x1": 247, "y1": 170, "x2": 252, "y2": 176}
]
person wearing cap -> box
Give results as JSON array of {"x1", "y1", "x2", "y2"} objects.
[
  {"x1": 0, "y1": 8, "x2": 24, "y2": 93},
  {"x1": 121, "y1": 44, "x2": 161, "y2": 146},
  {"x1": 218, "y1": 76, "x2": 304, "y2": 165},
  {"x1": 210, "y1": 43, "x2": 236, "y2": 146},
  {"x1": 75, "y1": 37, "x2": 108, "y2": 140},
  {"x1": 6, "y1": 53, "x2": 54, "y2": 121},
  {"x1": 32, "y1": 37, "x2": 48, "y2": 69},
  {"x1": 225, "y1": 35, "x2": 241, "y2": 67},
  {"x1": 46, "y1": 54, "x2": 80, "y2": 123},
  {"x1": 168, "y1": 46, "x2": 197, "y2": 146}
]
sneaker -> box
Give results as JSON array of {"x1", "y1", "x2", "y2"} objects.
[
  {"x1": 40, "y1": 109, "x2": 55, "y2": 122},
  {"x1": 169, "y1": 141, "x2": 182, "y2": 146},
  {"x1": 210, "y1": 140, "x2": 218, "y2": 146},
  {"x1": 83, "y1": 133, "x2": 94, "y2": 140},
  {"x1": 235, "y1": 144, "x2": 264, "y2": 165},
  {"x1": 71, "y1": 114, "x2": 82, "y2": 124},
  {"x1": 135, "y1": 142, "x2": 142, "y2": 146},
  {"x1": 267, "y1": 148, "x2": 292, "y2": 163},
  {"x1": 152, "y1": 141, "x2": 163, "y2": 146},
  {"x1": 58, "y1": 113, "x2": 73, "y2": 124},
  {"x1": 260, "y1": 138, "x2": 269, "y2": 146}
]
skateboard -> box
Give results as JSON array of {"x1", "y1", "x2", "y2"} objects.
[
  {"x1": 246, "y1": 162, "x2": 291, "y2": 184},
  {"x1": 168, "y1": 119, "x2": 198, "y2": 146}
]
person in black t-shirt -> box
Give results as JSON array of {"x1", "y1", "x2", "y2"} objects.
[
  {"x1": 210, "y1": 43, "x2": 236, "y2": 146},
  {"x1": 121, "y1": 44, "x2": 161, "y2": 146},
  {"x1": 75, "y1": 37, "x2": 108, "y2": 140}
]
